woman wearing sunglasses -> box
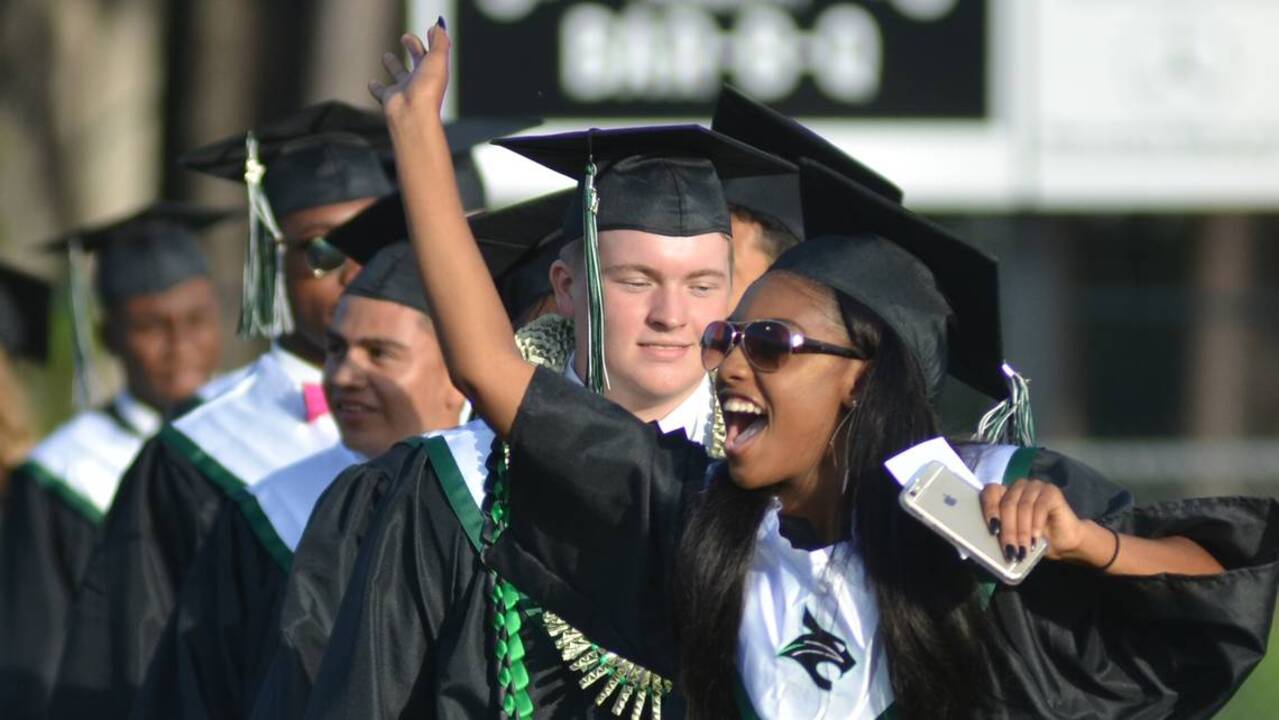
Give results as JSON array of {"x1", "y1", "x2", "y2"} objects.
[{"x1": 371, "y1": 24, "x2": 1278, "y2": 719}]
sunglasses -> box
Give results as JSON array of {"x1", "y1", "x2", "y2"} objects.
[
  {"x1": 700, "y1": 320, "x2": 865, "y2": 373},
  {"x1": 288, "y1": 236, "x2": 349, "y2": 278}
]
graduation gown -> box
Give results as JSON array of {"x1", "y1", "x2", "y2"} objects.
[
  {"x1": 0, "y1": 374, "x2": 255, "y2": 720},
  {"x1": 131, "y1": 443, "x2": 361, "y2": 720},
  {"x1": 265, "y1": 374, "x2": 718, "y2": 720},
  {"x1": 488, "y1": 367, "x2": 1279, "y2": 719},
  {"x1": 48, "y1": 347, "x2": 338, "y2": 719}
]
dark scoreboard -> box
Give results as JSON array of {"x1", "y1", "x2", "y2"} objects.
[{"x1": 454, "y1": 0, "x2": 987, "y2": 119}]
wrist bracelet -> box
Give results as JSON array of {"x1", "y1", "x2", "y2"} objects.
[{"x1": 1098, "y1": 526, "x2": 1121, "y2": 572}]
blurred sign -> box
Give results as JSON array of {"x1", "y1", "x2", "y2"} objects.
[
  {"x1": 410, "y1": 0, "x2": 1279, "y2": 210},
  {"x1": 453, "y1": 0, "x2": 985, "y2": 118}
]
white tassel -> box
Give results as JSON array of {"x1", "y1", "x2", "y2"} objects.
[
  {"x1": 975, "y1": 363, "x2": 1036, "y2": 447},
  {"x1": 240, "y1": 133, "x2": 295, "y2": 338}
]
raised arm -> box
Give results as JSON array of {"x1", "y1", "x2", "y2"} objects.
[
  {"x1": 980, "y1": 479, "x2": 1225, "y2": 576},
  {"x1": 368, "y1": 22, "x2": 533, "y2": 437}
]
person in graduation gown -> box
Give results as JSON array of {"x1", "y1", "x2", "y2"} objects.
[
  {"x1": 371, "y1": 27, "x2": 1278, "y2": 720},
  {"x1": 45, "y1": 102, "x2": 390, "y2": 719},
  {"x1": 132, "y1": 241, "x2": 469, "y2": 719},
  {"x1": 244, "y1": 186, "x2": 572, "y2": 720},
  {"x1": 0, "y1": 206, "x2": 228, "y2": 720}
]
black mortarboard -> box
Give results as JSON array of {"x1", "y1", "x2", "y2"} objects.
[
  {"x1": 181, "y1": 106, "x2": 537, "y2": 338},
  {"x1": 180, "y1": 101, "x2": 394, "y2": 217},
  {"x1": 773, "y1": 160, "x2": 1005, "y2": 401},
  {"x1": 471, "y1": 189, "x2": 574, "y2": 321},
  {"x1": 342, "y1": 243, "x2": 429, "y2": 316},
  {"x1": 0, "y1": 263, "x2": 51, "y2": 362},
  {"x1": 326, "y1": 189, "x2": 572, "y2": 321},
  {"x1": 494, "y1": 125, "x2": 795, "y2": 242},
  {"x1": 711, "y1": 85, "x2": 903, "y2": 243},
  {"x1": 42, "y1": 202, "x2": 223, "y2": 305}
]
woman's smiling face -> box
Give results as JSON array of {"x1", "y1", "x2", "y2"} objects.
[{"x1": 716, "y1": 272, "x2": 867, "y2": 498}]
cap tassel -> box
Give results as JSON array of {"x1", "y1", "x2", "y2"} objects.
[
  {"x1": 241, "y1": 132, "x2": 295, "y2": 339},
  {"x1": 582, "y1": 152, "x2": 609, "y2": 394},
  {"x1": 975, "y1": 363, "x2": 1036, "y2": 447},
  {"x1": 67, "y1": 237, "x2": 99, "y2": 410}
]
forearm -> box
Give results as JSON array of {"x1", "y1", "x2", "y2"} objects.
[
  {"x1": 383, "y1": 103, "x2": 531, "y2": 435},
  {"x1": 1061, "y1": 521, "x2": 1225, "y2": 576}
]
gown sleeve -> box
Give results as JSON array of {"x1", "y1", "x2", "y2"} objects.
[
  {"x1": 0, "y1": 466, "x2": 101, "y2": 720},
  {"x1": 301, "y1": 441, "x2": 495, "y2": 720},
  {"x1": 487, "y1": 366, "x2": 712, "y2": 680},
  {"x1": 990, "y1": 495, "x2": 1279, "y2": 720},
  {"x1": 132, "y1": 496, "x2": 289, "y2": 720},
  {"x1": 47, "y1": 433, "x2": 224, "y2": 719},
  {"x1": 249, "y1": 456, "x2": 402, "y2": 720}
]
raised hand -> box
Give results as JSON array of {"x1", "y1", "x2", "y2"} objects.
[{"x1": 369, "y1": 19, "x2": 451, "y2": 124}]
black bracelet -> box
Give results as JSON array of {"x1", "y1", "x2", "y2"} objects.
[{"x1": 1098, "y1": 526, "x2": 1121, "y2": 572}]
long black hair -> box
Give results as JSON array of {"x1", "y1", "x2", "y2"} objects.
[{"x1": 672, "y1": 277, "x2": 999, "y2": 718}]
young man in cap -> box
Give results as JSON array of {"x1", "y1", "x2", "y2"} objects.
[
  {"x1": 132, "y1": 242, "x2": 467, "y2": 720},
  {"x1": 0, "y1": 204, "x2": 225, "y2": 720},
  {"x1": 248, "y1": 187, "x2": 574, "y2": 719},
  {"x1": 280, "y1": 45, "x2": 793, "y2": 715}
]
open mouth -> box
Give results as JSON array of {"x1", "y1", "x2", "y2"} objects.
[{"x1": 720, "y1": 395, "x2": 768, "y2": 455}]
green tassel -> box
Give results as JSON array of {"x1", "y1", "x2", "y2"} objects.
[
  {"x1": 581, "y1": 158, "x2": 609, "y2": 394},
  {"x1": 240, "y1": 132, "x2": 295, "y2": 339},
  {"x1": 975, "y1": 363, "x2": 1036, "y2": 447},
  {"x1": 66, "y1": 237, "x2": 98, "y2": 409}
]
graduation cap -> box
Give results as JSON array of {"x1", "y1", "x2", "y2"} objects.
[
  {"x1": 42, "y1": 202, "x2": 225, "y2": 305},
  {"x1": 775, "y1": 160, "x2": 1008, "y2": 411},
  {"x1": 711, "y1": 85, "x2": 903, "y2": 243},
  {"x1": 494, "y1": 124, "x2": 795, "y2": 391},
  {"x1": 0, "y1": 263, "x2": 52, "y2": 362},
  {"x1": 39, "y1": 201, "x2": 228, "y2": 407},
  {"x1": 182, "y1": 100, "x2": 538, "y2": 338},
  {"x1": 342, "y1": 243, "x2": 429, "y2": 317},
  {"x1": 326, "y1": 188, "x2": 573, "y2": 322}
]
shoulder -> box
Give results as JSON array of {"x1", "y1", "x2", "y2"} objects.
[
  {"x1": 171, "y1": 355, "x2": 339, "y2": 487},
  {"x1": 23, "y1": 408, "x2": 147, "y2": 515}
]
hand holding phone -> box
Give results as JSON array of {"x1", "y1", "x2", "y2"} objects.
[{"x1": 899, "y1": 461, "x2": 1047, "y2": 584}]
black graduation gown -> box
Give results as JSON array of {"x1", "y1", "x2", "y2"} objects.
[
  {"x1": 289, "y1": 435, "x2": 618, "y2": 719},
  {"x1": 47, "y1": 430, "x2": 224, "y2": 718},
  {"x1": 0, "y1": 465, "x2": 101, "y2": 720},
  {"x1": 131, "y1": 495, "x2": 288, "y2": 720},
  {"x1": 488, "y1": 367, "x2": 1279, "y2": 719},
  {"x1": 249, "y1": 451, "x2": 408, "y2": 720}
]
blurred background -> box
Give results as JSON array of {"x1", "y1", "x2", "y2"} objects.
[{"x1": 0, "y1": 0, "x2": 1275, "y2": 713}]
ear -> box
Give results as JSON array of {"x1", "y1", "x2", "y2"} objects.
[
  {"x1": 548, "y1": 259, "x2": 577, "y2": 318},
  {"x1": 839, "y1": 360, "x2": 867, "y2": 410}
]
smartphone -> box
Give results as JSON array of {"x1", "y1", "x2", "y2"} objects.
[{"x1": 898, "y1": 461, "x2": 1047, "y2": 585}]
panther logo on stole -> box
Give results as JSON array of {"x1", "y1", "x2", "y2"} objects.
[{"x1": 777, "y1": 608, "x2": 856, "y2": 691}]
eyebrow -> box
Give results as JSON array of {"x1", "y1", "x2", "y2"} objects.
[
  {"x1": 355, "y1": 336, "x2": 411, "y2": 352},
  {"x1": 604, "y1": 264, "x2": 728, "y2": 281}
]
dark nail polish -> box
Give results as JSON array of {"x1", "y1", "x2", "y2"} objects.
[
  {"x1": 1017, "y1": 546, "x2": 1027, "y2": 562},
  {"x1": 988, "y1": 518, "x2": 1001, "y2": 536},
  {"x1": 1030, "y1": 536, "x2": 1037, "y2": 549},
  {"x1": 1004, "y1": 544, "x2": 1015, "y2": 561},
  {"x1": 437, "y1": 15, "x2": 446, "y2": 30}
]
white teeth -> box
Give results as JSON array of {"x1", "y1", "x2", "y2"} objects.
[{"x1": 721, "y1": 397, "x2": 765, "y2": 415}]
